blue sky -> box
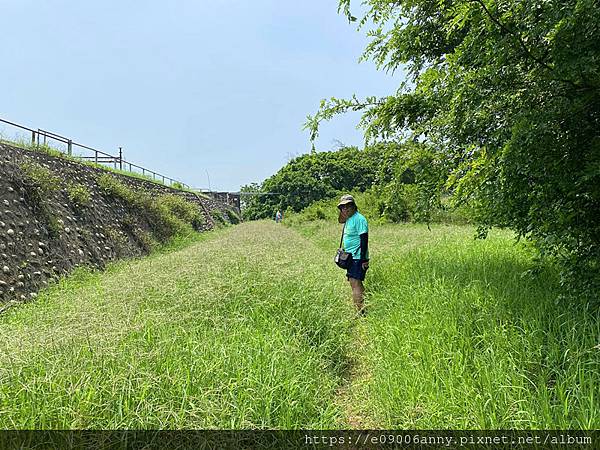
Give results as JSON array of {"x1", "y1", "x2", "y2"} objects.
[{"x1": 1, "y1": 0, "x2": 401, "y2": 191}]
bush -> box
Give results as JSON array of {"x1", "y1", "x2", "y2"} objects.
[
  {"x1": 97, "y1": 173, "x2": 134, "y2": 202},
  {"x1": 46, "y1": 215, "x2": 62, "y2": 239},
  {"x1": 19, "y1": 162, "x2": 62, "y2": 237},
  {"x1": 138, "y1": 199, "x2": 190, "y2": 242},
  {"x1": 284, "y1": 191, "x2": 383, "y2": 227},
  {"x1": 104, "y1": 226, "x2": 129, "y2": 257},
  {"x1": 154, "y1": 194, "x2": 203, "y2": 230},
  {"x1": 313, "y1": 207, "x2": 327, "y2": 220},
  {"x1": 211, "y1": 210, "x2": 225, "y2": 225},
  {"x1": 66, "y1": 183, "x2": 91, "y2": 207},
  {"x1": 20, "y1": 162, "x2": 61, "y2": 207},
  {"x1": 285, "y1": 188, "x2": 474, "y2": 227},
  {"x1": 225, "y1": 209, "x2": 241, "y2": 224},
  {"x1": 121, "y1": 215, "x2": 158, "y2": 253},
  {"x1": 98, "y1": 174, "x2": 203, "y2": 244}
]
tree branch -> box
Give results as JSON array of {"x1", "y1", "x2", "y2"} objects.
[{"x1": 304, "y1": 96, "x2": 386, "y2": 142}]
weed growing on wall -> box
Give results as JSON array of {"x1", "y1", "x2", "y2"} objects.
[
  {"x1": 225, "y1": 209, "x2": 241, "y2": 225},
  {"x1": 65, "y1": 183, "x2": 91, "y2": 207},
  {"x1": 98, "y1": 174, "x2": 205, "y2": 243},
  {"x1": 18, "y1": 162, "x2": 62, "y2": 237},
  {"x1": 19, "y1": 162, "x2": 61, "y2": 207},
  {"x1": 104, "y1": 226, "x2": 130, "y2": 257},
  {"x1": 154, "y1": 194, "x2": 203, "y2": 229}
]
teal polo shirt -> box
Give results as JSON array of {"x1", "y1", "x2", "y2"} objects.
[{"x1": 343, "y1": 211, "x2": 369, "y2": 260}]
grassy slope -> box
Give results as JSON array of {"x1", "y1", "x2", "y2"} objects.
[
  {"x1": 0, "y1": 222, "x2": 354, "y2": 429},
  {"x1": 290, "y1": 220, "x2": 599, "y2": 429},
  {"x1": 0, "y1": 138, "x2": 205, "y2": 196},
  {"x1": 0, "y1": 220, "x2": 597, "y2": 429}
]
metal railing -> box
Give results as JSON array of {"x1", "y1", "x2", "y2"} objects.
[{"x1": 0, "y1": 117, "x2": 190, "y2": 189}]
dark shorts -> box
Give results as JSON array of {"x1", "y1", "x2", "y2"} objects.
[{"x1": 347, "y1": 258, "x2": 368, "y2": 281}]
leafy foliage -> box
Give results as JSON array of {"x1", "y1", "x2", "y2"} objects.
[
  {"x1": 18, "y1": 162, "x2": 62, "y2": 237},
  {"x1": 243, "y1": 140, "x2": 473, "y2": 225},
  {"x1": 224, "y1": 209, "x2": 241, "y2": 225},
  {"x1": 19, "y1": 162, "x2": 61, "y2": 204},
  {"x1": 65, "y1": 183, "x2": 91, "y2": 207},
  {"x1": 241, "y1": 143, "x2": 404, "y2": 220},
  {"x1": 283, "y1": 191, "x2": 385, "y2": 228},
  {"x1": 154, "y1": 194, "x2": 204, "y2": 230},
  {"x1": 306, "y1": 0, "x2": 600, "y2": 295},
  {"x1": 211, "y1": 210, "x2": 226, "y2": 225},
  {"x1": 284, "y1": 188, "x2": 472, "y2": 228},
  {"x1": 98, "y1": 174, "x2": 204, "y2": 243}
]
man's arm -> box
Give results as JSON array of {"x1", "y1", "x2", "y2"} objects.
[{"x1": 360, "y1": 232, "x2": 368, "y2": 261}]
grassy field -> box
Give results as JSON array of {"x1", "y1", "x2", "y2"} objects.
[
  {"x1": 0, "y1": 224, "x2": 354, "y2": 429},
  {"x1": 291, "y1": 221, "x2": 599, "y2": 429},
  {"x1": 0, "y1": 221, "x2": 598, "y2": 429}
]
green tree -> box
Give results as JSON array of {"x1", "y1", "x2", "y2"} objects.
[
  {"x1": 306, "y1": 0, "x2": 600, "y2": 294},
  {"x1": 241, "y1": 144, "x2": 403, "y2": 220}
]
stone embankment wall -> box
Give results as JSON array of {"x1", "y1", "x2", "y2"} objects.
[{"x1": 0, "y1": 143, "x2": 238, "y2": 304}]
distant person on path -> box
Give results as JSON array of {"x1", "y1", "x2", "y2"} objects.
[
  {"x1": 275, "y1": 210, "x2": 282, "y2": 223},
  {"x1": 337, "y1": 194, "x2": 369, "y2": 315}
]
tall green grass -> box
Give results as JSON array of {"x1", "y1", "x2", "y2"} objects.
[
  {"x1": 0, "y1": 222, "x2": 353, "y2": 429},
  {"x1": 0, "y1": 218, "x2": 597, "y2": 429},
  {"x1": 282, "y1": 189, "x2": 472, "y2": 227},
  {"x1": 290, "y1": 220, "x2": 600, "y2": 429}
]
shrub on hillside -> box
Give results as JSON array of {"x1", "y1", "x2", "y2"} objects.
[
  {"x1": 225, "y1": 209, "x2": 241, "y2": 224},
  {"x1": 122, "y1": 214, "x2": 159, "y2": 252},
  {"x1": 154, "y1": 194, "x2": 203, "y2": 230},
  {"x1": 97, "y1": 174, "x2": 134, "y2": 201},
  {"x1": 19, "y1": 162, "x2": 61, "y2": 207},
  {"x1": 98, "y1": 174, "x2": 203, "y2": 243},
  {"x1": 211, "y1": 210, "x2": 225, "y2": 225},
  {"x1": 66, "y1": 183, "x2": 91, "y2": 207},
  {"x1": 104, "y1": 226, "x2": 130, "y2": 257},
  {"x1": 19, "y1": 162, "x2": 62, "y2": 237}
]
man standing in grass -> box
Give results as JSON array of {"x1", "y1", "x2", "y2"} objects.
[{"x1": 337, "y1": 194, "x2": 369, "y2": 314}]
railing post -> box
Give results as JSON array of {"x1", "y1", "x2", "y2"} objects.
[
  {"x1": 67, "y1": 139, "x2": 72, "y2": 156},
  {"x1": 31, "y1": 131, "x2": 36, "y2": 145},
  {"x1": 119, "y1": 147, "x2": 123, "y2": 170}
]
